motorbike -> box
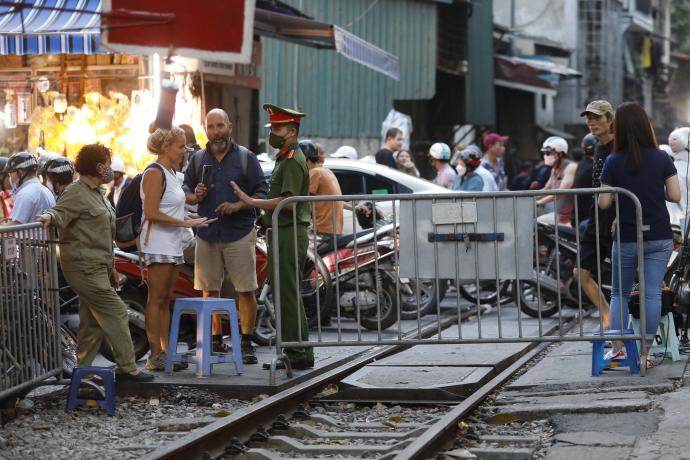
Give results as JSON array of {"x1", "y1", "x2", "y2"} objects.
[{"x1": 514, "y1": 218, "x2": 611, "y2": 318}]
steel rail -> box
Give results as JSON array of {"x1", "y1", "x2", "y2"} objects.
[
  {"x1": 142, "y1": 310, "x2": 466, "y2": 460},
  {"x1": 395, "y1": 314, "x2": 585, "y2": 459}
]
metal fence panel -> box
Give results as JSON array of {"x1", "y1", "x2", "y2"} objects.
[
  {"x1": 0, "y1": 224, "x2": 61, "y2": 401},
  {"x1": 398, "y1": 196, "x2": 534, "y2": 280},
  {"x1": 267, "y1": 189, "x2": 649, "y2": 382}
]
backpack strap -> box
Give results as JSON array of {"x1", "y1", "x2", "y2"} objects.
[
  {"x1": 141, "y1": 163, "x2": 168, "y2": 246},
  {"x1": 238, "y1": 145, "x2": 249, "y2": 176}
]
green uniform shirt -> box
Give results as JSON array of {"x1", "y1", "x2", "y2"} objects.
[
  {"x1": 263, "y1": 145, "x2": 311, "y2": 227},
  {"x1": 45, "y1": 176, "x2": 116, "y2": 271}
]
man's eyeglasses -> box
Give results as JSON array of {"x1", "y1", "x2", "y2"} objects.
[{"x1": 541, "y1": 149, "x2": 558, "y2": 156}]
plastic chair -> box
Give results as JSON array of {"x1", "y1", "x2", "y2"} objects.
[
  {"x1": 629, "y1": 313, "x2": 680, "y2": 362},
  {"x1": 591, "y1": 329, "x2": 640, "y2": 376},
  {"x1": 65, "y1": 365, "x2": 116, "y2": 416},
  {"x1": 166, "y1": 297, "x2": 244, "y2": 377}
]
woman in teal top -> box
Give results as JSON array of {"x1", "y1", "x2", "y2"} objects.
[{"x1": 453, "y1": 146, "x2": 484, "y2": 191}]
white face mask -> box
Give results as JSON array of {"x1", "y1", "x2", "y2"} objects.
[
  {"x1": 543, "y1": 154, "x2": 556, "y2": 166},
  {"x1": 456, "y1": 163, "x2": 467, "y2": 175},
  {"x1": 8, "y1": 176, "x2": 17, "y2": 192}
]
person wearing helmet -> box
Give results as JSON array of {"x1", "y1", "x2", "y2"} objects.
[
  {"x1": 481, "y1": 132, "x2": 510, "y2": 190},
  {"x1": 571, "y1": 133, "x2": 597, "y2": 229},
  {"x1": 4, "y1": 151, "x2": 55, "y2": 225},
  {"x1": 536, "y1": 136, "x2": 577, "y2": 225},
  {"x1": 0, "y1": 156, "x2": 13, "y2": 220},
  {"x1": 45, "y1": 157, "x2": 75, "y2": 197},
  {"x1": 375, "y1": 128, "x2": 404, "y2": 169},
  {"x1": 452, "y1": 146, "x2": 484, "y2": 191},
  {"x1": 107, "y1": 156, "x2": 131, "y2": 207},
  {"x1": 667, "y1": 127, "x2": 690, "y2": 231},
  {"x1": 428, "y1": 142, "x2": 456, "y2": 189},
  {"x1": 330, "y1": 145, "x2": 358, "y2": 160}
]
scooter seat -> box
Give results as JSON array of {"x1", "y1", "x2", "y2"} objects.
[
  {"x1": 316, "y1": 229, "x2": 376, "y2": 255},
  {"x1": 556, "y1": 224, "x2": 579, "y2": 239}
]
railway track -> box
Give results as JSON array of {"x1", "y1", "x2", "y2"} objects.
[{"x1": 142, "y1": 306, "x2": 582, "y2": 460}]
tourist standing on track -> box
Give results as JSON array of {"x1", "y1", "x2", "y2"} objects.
[
  {"x1": 183, "y1": 108, "x2": 267, "y2": 365},
  {"x1": 230, "y1": 103, "x2": 314, "y2": 371},
  {"x1": 574, "y1": 100, "x2": 616, "y2": 329},
  {"x1": 36, "y1": 143, "x2": 154, "y2": 382},
  {"x1": 140, "y1": 127, "x2": 211, "y2": 371},
  {"x1": 598, "y1": 102, "x2": 680, "y2": 365}
]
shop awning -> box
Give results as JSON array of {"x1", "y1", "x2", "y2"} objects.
[
  {"x1": 1, "y1": 0, "x2": 400, "y2": 80},
  {"x1": 495, "y1": 54, "x2": 581, "y2": 93},
  {"x1": 254, "y1": 0, "x2": 400, "y2": 80},
  {"x1": 0, "y1": 0, "x2": 101, "y2": 55}
]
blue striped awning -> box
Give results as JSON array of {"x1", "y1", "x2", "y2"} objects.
[{"x1": 0, "y1": 0, "x2": 101, "y2": 55}]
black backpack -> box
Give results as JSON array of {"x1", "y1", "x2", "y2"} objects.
[{"x1": 115, "y1": 163, "x2": 166, "y2": 244}]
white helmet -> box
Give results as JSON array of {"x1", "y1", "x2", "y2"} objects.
[
  {"x1": 111, "y1": 157, "x2": 126, "y2": 173},
  {"x1": 668, "y1": 127, "x2": 690, "y2": 154},
  {"x1": 540, "y1": 136, "x2": 568, "y2": 155},
  {"x1": 331, "y1": 145, "x2": 358, "y2": 160},
  {"x1": 428, "y1": 142, "x2": 451, "y2": 160}
]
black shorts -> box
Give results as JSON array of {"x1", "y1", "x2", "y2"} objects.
[{"x1": 577, "y1": 208, "x2": 613, "y2": 276}]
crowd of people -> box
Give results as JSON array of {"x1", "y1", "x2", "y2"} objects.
[{"x1": 0, "y1": 97, "x2": 687, "y2": 376}]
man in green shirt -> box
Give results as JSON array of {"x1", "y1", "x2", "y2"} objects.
[{"x1": 230, "y1": 103, "x2": 313, "y2": 370}]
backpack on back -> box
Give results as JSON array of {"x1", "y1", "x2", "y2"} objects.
[{"x1": 115, "y1": 163, "x2": 166, "y2": 246}]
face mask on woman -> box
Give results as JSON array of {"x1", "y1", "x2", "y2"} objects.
[{"x1": 99, "y1": 165, "x2": 114, "y2": 183}]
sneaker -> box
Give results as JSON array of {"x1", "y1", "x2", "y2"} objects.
[
  {"x1": 145, "y1": 352, "x2": 187, "y2": 371},
  {"x1": 116, "y1": 370, "x2": 155, "y2": 382},
  {"x1": 262, "y1": 357, "x2": 314, "y2": 371},
  {"x1": 241, "y1": 341, "x2": 258, "y2": 364},
  {"x1": 604, "y1": 348, "x2": 626, "y2": 361},
  {"x1": 212, "y1": 341, "x2": 231, "y2": 354}
]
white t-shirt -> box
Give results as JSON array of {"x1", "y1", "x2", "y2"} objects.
[{"x1": 139, "y1": 165, "x2": 186, "y2": 256}]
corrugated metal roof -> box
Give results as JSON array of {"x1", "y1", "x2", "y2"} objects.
[{"x1": 260, "y1": 0, "x2": 437, "y2": 138}]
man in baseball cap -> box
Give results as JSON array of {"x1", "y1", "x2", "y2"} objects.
[
  {"x1": 481, "y1": 132, "x2": 510, "y2": 190},
  {"x1": 574, "y1": 99, "x2": 616, "y2": 338},
  {"x1": 579, "y1": 99, "x2": 614, "y2": 117}
]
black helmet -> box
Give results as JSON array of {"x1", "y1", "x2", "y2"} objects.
[
  {"x1": 0, "y1": 157, "x2": 8, "y2": 174},
  {"x1": 299, "y1": 139, "x2": 319, "y2": 162},
  {"x1": 582, "y1": 133, "x2": 597, "y2": 156},
  {"x1": 45, "y1": 157, "x2": 75, "y2": 184},
  {"x1": 5, "y1": 151, "x2": 38, "y2": 174}
]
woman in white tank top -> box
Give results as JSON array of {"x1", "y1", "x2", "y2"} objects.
[{"x1": 140, "y1": 126, "x2": 212, "y2": 371}]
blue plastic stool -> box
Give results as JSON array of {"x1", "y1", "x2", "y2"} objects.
[
  {"x1": 166, "y1": 297, "x2": 244, "y2": 377},
  {"x1": 591, "y1": 329, "x2": 640, "y2": 376},
  {"x1": 65, "y1": 365, "x2": 116, "y2": 416}
]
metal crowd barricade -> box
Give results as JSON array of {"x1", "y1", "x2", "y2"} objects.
[
  {"x1": 268, "y1": 188, "x2": 648, "y2": 383},
  {"x1": 0, "y1": 223, "x2": 61, "y2": 401}
]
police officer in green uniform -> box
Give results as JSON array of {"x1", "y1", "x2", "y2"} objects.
[{"x1": 230, "y1": 103, "x2": 314, "y2": 370}]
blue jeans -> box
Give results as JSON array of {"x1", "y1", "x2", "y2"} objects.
[{"x1": 609, "y1": 239, "x2": 673, "y2": 341}]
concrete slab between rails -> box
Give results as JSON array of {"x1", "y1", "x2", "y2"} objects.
[{"x1": 334, "y1": 314, "x2": 563, "y2": 401}]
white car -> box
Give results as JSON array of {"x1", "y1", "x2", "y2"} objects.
[{"x1": 261, "y1": 158, "x2": 453, "y2": 230}]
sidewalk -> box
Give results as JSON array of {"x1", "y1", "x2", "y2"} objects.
[{"x1": 491, "y1": 318, "x2": 690, "y2": 459}]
